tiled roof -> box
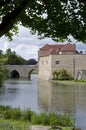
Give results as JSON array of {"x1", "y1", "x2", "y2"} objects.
[
  {"x1": 39, "y1": 43, "x2": 77, "y2": 57},
  {"x1": 61, "y1": 43, "x2": 76, "y2": 51}
]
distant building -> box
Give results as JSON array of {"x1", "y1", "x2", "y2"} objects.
[{"x1": 38, "y1": 43, "x2": 86, "y2": 80}]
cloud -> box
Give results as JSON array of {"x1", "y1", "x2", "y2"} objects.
[
  {"x1": 0, "y1": 25, "x2": 86, "y2": 60},
  {"x1": 0, "y1": 26, "x2": 57, "y2": 60}
]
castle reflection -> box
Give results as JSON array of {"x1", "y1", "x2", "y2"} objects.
[{"x1": 38, "y1": 80, "x2": 86, "y2": 117}]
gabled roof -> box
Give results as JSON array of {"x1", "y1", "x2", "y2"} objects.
[
  {"x1": 39, "y1": 43, "x2": 77, "y2": 57},
  {"x1": 61, "y1": 43, "x2": 76, "y2": 52}
]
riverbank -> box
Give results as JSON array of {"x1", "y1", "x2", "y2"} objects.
[
  {"x1": 29, "y1": 125, "x2": 82, "y2": 130},
  {"x1": 0, "y1": 120, "x2": 80, "y2": 130},
  {"x1": 0, "y1": 105, "x2": 75, "y2": 130},
  {"x1": 52, "y1": 79, "x2": 86, "y2": 85}
]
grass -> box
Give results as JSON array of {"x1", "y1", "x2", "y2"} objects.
[
  {"x1": 0, "y1": 119, "x2": 29, "y2": 130},
  {"x1": 0, "y1": 105, "x2": 75, "y2": 129},
  {"x1": 52, "y1": 79, "x2": 86, "y2": 85}
]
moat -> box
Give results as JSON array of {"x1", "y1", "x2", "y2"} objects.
[{"x1": 0, "y1": 74, "x2": 86, "y2": 130}]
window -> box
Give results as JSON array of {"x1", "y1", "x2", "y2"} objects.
[{"x1": 55, "y1": 61, "x2": 60, "y2": 64}]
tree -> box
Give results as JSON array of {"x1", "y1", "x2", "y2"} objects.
[
  {"x1": 0, "y1": 65, "x2": 7, "y2": 86},
  {"x1": 6, "y1": 54, "x2": 26, "y2": 65},
  {"x1": 0, "y1": 0, "x2": 86, "y2": 42},
  {"x1": 26, "y1": 58, "x2": 38, "y2": 65},
  {"x1": 0, "y1": 50, "x2": 3, "y2": 59},
  {"x1": 5, "y1": 48, "x2": 13, "y2": 57}
]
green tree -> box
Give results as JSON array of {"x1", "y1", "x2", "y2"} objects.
[
  {"x1": 0, "y1": 0, "x2": 86, "y2": 42},
  {"x1": 7, "y1": 54, "x2": 26, "y2": 65},
  {"x1": 26, "y1": 58, "x2": 38, "y2": 65},
  {"x1": 0, "y1": 49, "x2": 3, "y2": 59},
  {"x1": 5, "y1": 48, "x2": 13, "y2": 57},
  {"x1": 0, "y1": 65, "x2": 7, "y2": 86}
]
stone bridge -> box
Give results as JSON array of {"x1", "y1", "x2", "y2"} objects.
[{"x1": 5, "y1": 64, "x2": 38, "y2": 79}]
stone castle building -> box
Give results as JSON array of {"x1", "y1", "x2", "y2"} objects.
[{"x1": 38, "y1": 43, "x2": 86, "y2": 80}]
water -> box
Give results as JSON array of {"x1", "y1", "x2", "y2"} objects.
[{"x1": 0, "y1": 74, "x2": 86, "y2": 129}]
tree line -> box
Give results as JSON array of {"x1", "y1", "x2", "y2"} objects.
[{"x1": 0, "y1": 48, "x2": 37, "y2": 65}]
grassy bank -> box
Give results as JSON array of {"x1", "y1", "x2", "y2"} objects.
[
  {"x1": 0, "y1": 119, "x2": 29, "y2": 130},
  {"x1": 0, "y1": 105, "x2": 75, "y2": 130},
  {"x1": 52, "y1": 79, "x2": 86, "y2": 85}
]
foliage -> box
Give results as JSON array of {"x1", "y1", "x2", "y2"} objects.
[
  {"x1": 0, "y1": 48, "x2": 27, "y2": 65},
  {"x1": 0, "y1": 48, "x2": 27, "y2": 85},
  {"x1": 0, "y1": 0, "x2": 86, "y2": 42},
  {"x1": 6, "y1": 54, "x2": 26, "y2": 65},
  {"x1": 52, "y1": 71, "x2": 59, "y2": 80},
  {"x1": 26, "y1": 58, "x2": 38, "y2": 65},
  {"x1": 0, "y1": 119, "x2": 29, "y2": 130},
  {"x1": 52, "y1": 69, "x2": 73, "y2": 80},
  {"x1": 0, "y1": 58, "x2": 8, "y2": 65},
  {"x1": 21, "y1": 108, "x2": 34, "y2": 121},
  {"x1": 5, "y1": 48, "x2": 14, "y2": 57},
  {"x1": 0, "y1": 105, "x2": 75, "y2": 127},
  {"x1": 0, "y1": 65, "x2": 7, "y2": 86}
]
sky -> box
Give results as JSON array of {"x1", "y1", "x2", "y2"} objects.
[{"x1": 0, "y1": 25, "x2": 86, "y2": 60}]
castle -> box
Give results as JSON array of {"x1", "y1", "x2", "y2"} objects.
[{"x1": 38, "y1": 43, "x2": 86, "y2": 80}]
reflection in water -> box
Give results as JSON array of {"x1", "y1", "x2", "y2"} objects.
[
  {"x1": 38, "y1": 81, "x2": 76, "y2": 115},
  {"x1": 38, "y1": 80, "x2": 86, "y2": 130},
  {"x1": 0, "y1": 76, "x2": 86, "y2": 129},
  {"x1": 0, "y1": 75, "x2": 39, "y2": 112}
]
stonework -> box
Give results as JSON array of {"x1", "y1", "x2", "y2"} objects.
[
  {"x1": 38, "y1": 54, "x2": 86, "y2": 80},
  {"x1": 29, "y1": 125, "x2": 51, "y2": 130},
  {"x1": 6, "y1": 65, "x2": 38, "y2": 78}
]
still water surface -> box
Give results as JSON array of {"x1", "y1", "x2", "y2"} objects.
[{"x1": 0, "y1": 74, "x2": 86, "y2": 129}]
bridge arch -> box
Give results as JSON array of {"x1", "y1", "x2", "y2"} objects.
[
  {"x1": 28, "y1": 69, "x2": 35, "y2": 80},
  {"x1": 5, "y1": 65, "x2": 38, "y2": 79},
  {"x1": 10, "y1": 70, "x2": 20, "y2": 78}
]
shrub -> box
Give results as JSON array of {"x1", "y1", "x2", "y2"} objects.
[
  {"x1": 52, "y1": 69, "x2": 73, "y2": 80},
  {"x1": 31, "y1": 113, "x2": 40, "y2": 124},
  {"x1": 52, "y1": 71, "x2": 58, "y2": 80},
  {"x1": 38, "y1": 113, "x2": 49, "y2": 125},
  {"x1": 56, "y1": 113, "x2": 75, "y2": 127},
  {"x1": 48, "y1": 113, "x2": 58, "y2": 126}
]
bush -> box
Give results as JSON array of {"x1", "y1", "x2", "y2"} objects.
[
  {"x1": 52, "y1": 71, "x2": 58, "y2": 80},
  {"x1": 38, "y1": 113, "x2": 49, "y2": 125},
  {"x1": 48, "y1": 113, "x2": 58, "y2": 126},
  {"x1": 52, "y1": 69, "x2": 73, "y2": 80},
  {"x1": 31, "y1": 113, "x2": 40, "y2": 124},
  {"x1": 56, "y1": 113, "x2": 75, "y2": 127}
]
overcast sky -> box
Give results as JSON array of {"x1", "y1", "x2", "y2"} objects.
[{"x1": 0, "y1": 25, "x2": 86, "y2": 60}]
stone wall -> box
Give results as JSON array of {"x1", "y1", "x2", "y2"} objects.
[
  {"x1": 6, "y1": 65, "x2": 38, "y2": 78},
  {"x1": 38, "y1": 54, "x2": 86, "y2": 80},
  {"x1": 38, "y1": 56, "x2": 52, "y2": 80}
]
